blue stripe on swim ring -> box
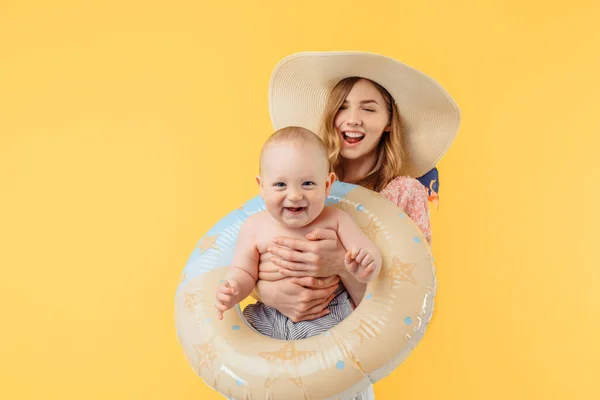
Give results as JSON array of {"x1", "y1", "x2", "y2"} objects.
[
  {"x1": 325, "y1": 196, "x2": 340, "y2": 205},
  {"x1": 206, "y1": 209, "x2": 246, "y2": 236},
  {"x1": 329, "y1": 181, "x2": 359, "y2": 198},
  {"x1": 239, "y1": 195, "x2": 266, "y2": 216}
]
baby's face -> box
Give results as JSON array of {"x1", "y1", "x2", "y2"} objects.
[{"x1": 258, "y1": 142, "x2": 334, "y2": 229}]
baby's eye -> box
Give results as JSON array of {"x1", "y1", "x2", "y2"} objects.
[
  {"x1": 273, "y1": 182, "x2": 286, "y2": 188},
  {"x1": 303, "y1": 181, "x2": 316, "y2": 187}
]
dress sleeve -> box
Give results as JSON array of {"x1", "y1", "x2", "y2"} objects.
[{"x1": 380, "y1": 176, "x2": 432, "y2": 244}]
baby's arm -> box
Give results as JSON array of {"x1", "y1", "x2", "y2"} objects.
[
  {"x1": 336, "y1": 210, "x2": 383, "y2": 305},
  {"x1": 215, "y1": 216, "x2": 260, "y2": 319}
]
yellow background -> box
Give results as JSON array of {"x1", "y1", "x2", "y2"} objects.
[{"x1": 1, "y1": 0, "x2": 599, "y2": 399}]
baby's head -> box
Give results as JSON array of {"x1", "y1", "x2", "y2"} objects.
[{"x1": 257, "y1": 126, "x2": 336, "y2": 229}]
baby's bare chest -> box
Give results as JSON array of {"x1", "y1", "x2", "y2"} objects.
[{"x1": 254, "y1": 213, "x2": 339, "y2": 254}]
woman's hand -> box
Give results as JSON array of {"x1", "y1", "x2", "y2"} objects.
[
  {"x1": 254, "y1": 275, "x2": 340, "y2": 322},
  {"x1": 268, "y1": 228, "x2": 347, "y2": 278}
]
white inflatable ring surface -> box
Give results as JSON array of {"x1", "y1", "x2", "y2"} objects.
[{"x1": 175, "y1": 182, "x2": 437, "y2": 400}]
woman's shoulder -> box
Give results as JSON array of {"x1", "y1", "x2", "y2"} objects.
[
  {"x1": 381, "y1": 176, "x2": 426, "y2": 194},
  {"x1": 380, "y1": 176, "x2": 428, "y2": 205}
]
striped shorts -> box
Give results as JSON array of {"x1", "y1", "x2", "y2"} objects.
[{"x1": 242, "y1": 284, "x2": 353, "y2": 340}]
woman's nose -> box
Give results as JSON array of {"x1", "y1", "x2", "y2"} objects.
[{"x1": 347, "y1": 108, "x2": 362, "y2": 126}]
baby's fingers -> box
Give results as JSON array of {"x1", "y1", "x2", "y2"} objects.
[
  {"x1": 346, "y1": 259, "x2": 359, "y2": 274},
  {"x1": 360, "y1": 253, "x2": 373, "y2": 267},
  {"x1": 215, "y1": 302, "x2": 228, "y2": 320},
  {"x1": 216, "y1": 291, "x2": 231, "y2": 303},
  {"x1": 229, "y1": 281, "x2": 240, "y2": 296},
  {"x1": 359, "y1": 262, "x2": 376, "y2": 279},
  {"x1": 345, "y1": 251, "x2": 354, "y2": 264},
  {"x1": 355, "y1": 249, "x2": 368, "y2": 264},
  {"x1": 348, "y1": 263, "x2": 359, "y2": 275},
  {"x1": 218, "y1": 282, "x2": 235, "y2": 295}
]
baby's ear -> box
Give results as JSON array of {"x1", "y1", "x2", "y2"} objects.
[
  {"x1": 256, "y1": 176, "x2": 264, "y2": 198},
  {"x1": 325, "y1": 172, "x2": 336, "y2": 195}
]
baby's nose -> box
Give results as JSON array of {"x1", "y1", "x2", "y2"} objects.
[{"x1": 288, "y1": 191, "x2": 304, "y2": 201}]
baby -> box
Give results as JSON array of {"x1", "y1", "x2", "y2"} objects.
[{"x1": 215, "y1": 126, "x2": 382, "y2": 340}]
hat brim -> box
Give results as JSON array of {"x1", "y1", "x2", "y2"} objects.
[{"x1": 268, "y1": 51, "x2": 461, "y2": 178}]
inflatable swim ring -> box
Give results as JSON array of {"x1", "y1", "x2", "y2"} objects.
[{"x1": 175, "y1": 181, "x2": 436, "y2": 400}]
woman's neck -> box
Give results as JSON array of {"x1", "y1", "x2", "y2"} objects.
[{"x1": 341, "y1": 153, "x2": 378, "y2": 183}]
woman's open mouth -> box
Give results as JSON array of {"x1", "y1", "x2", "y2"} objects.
[{"x1": 343, "y1": 132, "x2": 365, "y2": 144}]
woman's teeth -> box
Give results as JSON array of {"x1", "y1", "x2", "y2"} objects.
[{"x1": 343, "y1": 132, "x2": 365, "y2": 144}]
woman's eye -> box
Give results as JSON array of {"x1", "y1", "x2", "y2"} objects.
[{"x1": 364, "y1": 108, "x2": 375, "y2": 112}]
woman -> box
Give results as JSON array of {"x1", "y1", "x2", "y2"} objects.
[{"x1": 254, "y1": 51, "x2": 460, "y2": 400}]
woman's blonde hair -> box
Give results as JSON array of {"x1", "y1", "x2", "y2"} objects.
[{"x1": 318, "y1": 77, "x2": 405, "y2": 192}]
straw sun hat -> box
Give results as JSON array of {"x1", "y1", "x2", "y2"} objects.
[{"x1": 268, "y1": 51, "x2": 461, "y2": 178}]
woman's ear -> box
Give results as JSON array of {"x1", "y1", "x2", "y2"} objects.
[
  {"x1": 325, "y1": 172, "x2": 336, "y2": 195},
  {"x1": 256, "y1": 176, "x2": 264, "y2": 198}
]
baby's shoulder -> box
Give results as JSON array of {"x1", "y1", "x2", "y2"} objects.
[
  {"x1": 241, "y1": 211, "x2": 270, "y2": 230},
  {"x1": 240, "y1": 212, "x2": 278, "y2": 248},
  {"x1": 321, "y1": 205, "x2": 344, "y2": 218},
  {"x1": 320, "y1": 205, "x2": 353, "y2": 225}
]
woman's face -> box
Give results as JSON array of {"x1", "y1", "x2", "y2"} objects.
[{"x1": 334, "y1": 79, "x2": 390, "y2": 163}]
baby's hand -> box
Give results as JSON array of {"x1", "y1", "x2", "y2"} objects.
[
  {"x1": 345, "y1": 247, "x2": 377, "y2": 283},
  {"x1": 215, "y1": 279, "x2": 240, "y2": 320}
]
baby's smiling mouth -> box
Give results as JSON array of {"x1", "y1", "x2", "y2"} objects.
[{"x1": 284, "y1": 207, "x2": 305, "y2": 214}]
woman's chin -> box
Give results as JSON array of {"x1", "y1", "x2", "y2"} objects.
[
  {"x1": 341, "y1": 142, "x2": 378, "y2": 162},
  {"x1": 340, "y1": 147, "x2": 365, "y2": 160}
]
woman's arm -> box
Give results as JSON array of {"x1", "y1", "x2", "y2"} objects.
[
  {"x1": 254, "y1": 227, "x2": 357, "y2": 321},
  {"x1": 267, "y1": 228, "x2": 347, "y2": 277},
  {"x1": 381, "y1": 176, "x2": 432, "y2": 244},
  {"x1": 254, "y1": 276, "x2": 340, "y2": 322}
]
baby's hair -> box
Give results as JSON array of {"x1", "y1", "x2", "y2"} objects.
[{"x1": 259, "y1": 126, "x2": 329, "y2": 174}]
